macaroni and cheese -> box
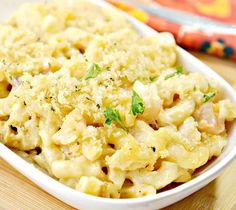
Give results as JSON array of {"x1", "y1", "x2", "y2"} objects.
[{"x1": 0, "y1": 0, "x2": 235, "y2": 198}]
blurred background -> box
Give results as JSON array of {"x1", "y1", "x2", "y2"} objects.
[{"x1": 108, "y1": 0, "x2": 236, "y2": 61}]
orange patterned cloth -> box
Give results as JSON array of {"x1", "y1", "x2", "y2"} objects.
[{"x1": 108, "y1": 0, "x2": 236, "y2": 61}]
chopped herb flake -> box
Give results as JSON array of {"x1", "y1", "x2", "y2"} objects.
[
  {"x1": 203, "y1": 92, "x2": 216, "y2": 103},
  {"x1": 149, "y1": 76, "x2": 157, "y2": 82},
  {"x1": 165, "y1": 66, "x2": 184, "y2": 80},
  {"x1": 104, "y1": 107, "x2": 128, "y2": 132},
  {"x1": 131, "y1": 90, "x2": 145, "y2": 116},
  {"x1": 83, "y1": 63, "x2": 101, "y2": 80}
]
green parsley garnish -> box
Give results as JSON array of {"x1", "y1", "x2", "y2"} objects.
[
  {"x1": 149, "y1": 76, "x2": 157, "y2": 82},
  {"x1": 83, "y1": 63, "x2": 101, "y2": 80},
  {"x1": 203, "y1": 92, "x2": 216, "y2": 103},
  {"x1": 104, "y1": 107, "x2": 128, "y2": 132},
  {"x1": 164, "y1": 66, "x2": 184, "y2": 80},
  {"x1": 131, "y1": 90, "x2": 145, "y2": 116}
]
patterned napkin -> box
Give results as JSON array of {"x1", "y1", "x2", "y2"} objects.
[{"x1": 108, "y1": 0, "x2": 236, "y2": 61}]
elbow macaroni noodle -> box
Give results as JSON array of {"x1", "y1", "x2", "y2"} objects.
[{"x1": 0, "y1": 0, "x2": 235, "y2": 198}]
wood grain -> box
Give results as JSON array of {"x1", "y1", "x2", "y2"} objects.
[{"x1": 0, "y1": 52, "x2": 235, "y2": 210}]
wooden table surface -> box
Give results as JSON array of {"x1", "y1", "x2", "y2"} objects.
[{"x1": 0, "y1": 52, "x2": 235, "y2": 210}]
